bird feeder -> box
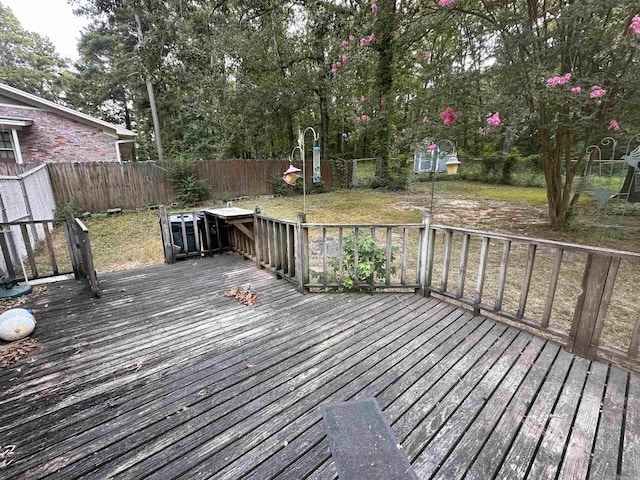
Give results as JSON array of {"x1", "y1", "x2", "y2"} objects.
[
  {"x1": 282, "y1": 164, "x2": 301, "y2": 186},
  {"x1": 445, "y1": 156, "x2": 461, "y2": 175}
]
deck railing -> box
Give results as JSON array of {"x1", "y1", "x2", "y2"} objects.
[
  {"x1": 158, "y1": 206, "x2": 640, "y2": 366},
  {"x1": 425, "y1": 223, "x2": 640, "y2": 365},
  {"x1": 0, "y1": 219, "x2": 70, "y2": 282},
  {"x1": 0, "y1": 213, "x2": 99, "y2": 297},
  {"x1": 253, "y1": 211, "x2": 297, "y2": 283},
  {"x1": 300, "y1": 218, "x2": 427, "y2": 293}
]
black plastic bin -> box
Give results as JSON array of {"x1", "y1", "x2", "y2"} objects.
[{"x1": 170, "y1": 214, "x2": 201, "y2": 254}]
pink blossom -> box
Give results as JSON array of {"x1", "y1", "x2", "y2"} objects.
[
  {"x1": 369, "y1": 33, "x2": 375, "y2": 43},
  {"x1": 335, "y1": 61, "x2": 341, "y2": 67},
  {"x1": 371, "y1": 3, "x2": 377, "y2": 13},
  {"x1": 349, "y1": 35, "x2": 355, "y2": 41},
  {"x1": 590, "y1": 85, "x2": 607, "y2": 98},
  {"x1": 478, "y1": 127, "x2": 484, "y2": 134},
  {"x1": 360, "y1": 37, "x2": 369, "y2": 47},
  {"x1": 342, "y1": 55, "x2": 348, "y2": 63},
  {"x1": 424, "y1": 51, "x2": 431, "y2": 61},
  {"x1": 361, "y1": 115, "x2": 371, "y2": 121},
  {"x1": 571, "y1": 87, "x2": 582, "y2": 94},
  {"x1": 486, "y1": 112, "x2": 501, "y2": 126},
  {"x1": 331, "y1": 68, "x2": 337, "y2": 74},
  {"x1": 438, "y1": 0, "x2": 454, "y2": 6},
  {"x1": 609, "y1": 119, "x2": 620, "y2": 131},
  {"x1": 342, "y1": 132, "x2": 349, "y2": 138},
  {"x1": 380, "y1": 96, "x2": 386, "y2": 106},
  {"x1": 341, "y1": 40, "x2": 349, "y2": 48},
  {"x1": 422, "y1": 116, "x2": 429, "y2": 123},
  {"x1": 440, "y1": 107, "x2": 457, "y2": 126},
  {"x1": 360, "y1": 96, "x2": 366, "y2": 102},
  {"x1": 631, "y1": 15, "x2": 640, "y2": 35},
  {"x1": 428, "y1": 143, "x2": 437, "y2": 151},
  {"x1": 546, "y1": 73, "x2": 571, "y2": 87}
]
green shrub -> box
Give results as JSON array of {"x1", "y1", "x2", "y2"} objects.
[
  {"x1": 54, "y1": 199, "x2": 83, "y2": 218},
  {"x1": 167, "y1": 158, "x2": 210, "y2": 206},
  {"x1": 330, "y1": 233, "x2": 397, "y2": 291}
]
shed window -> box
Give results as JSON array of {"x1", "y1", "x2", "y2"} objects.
[{"x1": 0, "y1": 131, "x2": 16, "y2": 160}]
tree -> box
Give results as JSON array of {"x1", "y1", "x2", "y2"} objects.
[
  {"x1": 437, "y1": 0, "x2": 639, "y2": 226},
  {"x1": 0, "y1": 2, "x2": 67, "y2": 99}
]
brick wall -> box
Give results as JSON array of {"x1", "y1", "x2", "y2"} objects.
[{"x1": 0, "y1": 105, "x2": 121, "y2": 163}]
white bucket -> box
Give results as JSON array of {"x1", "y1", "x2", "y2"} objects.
[{"x1": 0, "y1": 308, "x2": 36, "y2": 341}]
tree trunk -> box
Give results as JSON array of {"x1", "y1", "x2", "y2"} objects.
[
  {"x1": 373, "y1": 0, "x2": 396, "y2": 181},
  {"x1": 319, "y1": 90, "x2": 329, "y2": 161},
  {"x1": 134, "y1": 12, "x2": 164, "y2": 165}
]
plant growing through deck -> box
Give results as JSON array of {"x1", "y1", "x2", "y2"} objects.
[{"x1": 331, "y1": 233, "x2": 397, "y2": 291}]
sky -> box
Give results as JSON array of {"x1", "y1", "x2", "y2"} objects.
[{"x1": 2, "y1": 0, "x2": 89, "y2": 61}]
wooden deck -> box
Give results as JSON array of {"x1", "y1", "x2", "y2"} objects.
[{"x1": 0, "y1": 255, "x2": 638, "y2": 479}]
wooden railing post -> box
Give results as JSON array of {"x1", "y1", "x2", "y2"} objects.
[
  {"x1": 75, "y1": 219, "x2": 100, "y2": 298},
  {"x1": 296, "y1": 212, "x2": 308, "y2": 293},
  {"x1": 253, "y1": 206, "x2": 263, "y2": 269},
  {"x1": 418, "y1": 215, "x2": 431, "y2": 296},
  {"x1": 569, "y1": 253, "x2": 619, "y2": 358},
  {"x1": 159, "y1": 205, "x2": 175, "y2": 264},
  {"x1": 64, "y1": 209, "x2": 82, "y2": 279}
]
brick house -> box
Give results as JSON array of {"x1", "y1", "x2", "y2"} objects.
[{"x1": 0, "y1": 83, "x2": 135, "y2": 164}]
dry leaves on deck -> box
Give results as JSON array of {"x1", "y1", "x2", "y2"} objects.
[
  {"x1": 224, "y1": 285, "x2": 258, "y2": 306},
  {"x1": 0, "y1": 338, "x2": 40, "y2": 367}
]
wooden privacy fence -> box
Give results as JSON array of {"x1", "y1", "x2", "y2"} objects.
[
  {"x1": 25, "y1": 159, "x2": 349, "y2": 213},
  {"x1": 47, "y1": 162, "x2": 174, "y2": 212}
]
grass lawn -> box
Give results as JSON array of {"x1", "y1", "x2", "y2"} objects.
[{"x1": 22, "y1": 180, "x2": 640, "y2": 363}]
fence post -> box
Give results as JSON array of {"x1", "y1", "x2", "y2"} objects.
[
  {"x1": 296, "y1": 212, "x2": 308, "y2": 293},
  {"x1": 253, "y1": 206, "x2": 262, "y2": 269},
  {"x1": 568, "y1": 253, "x2": 619, "y2": 358},
  {"x1": 159, "y1": 205, "x2": 175, "y2": 264},
  {"x1": 64, "y1": 209, "x2": 82, "y2": 279}
]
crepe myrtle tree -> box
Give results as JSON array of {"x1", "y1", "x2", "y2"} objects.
[{"x1": 438, "y1": 0, "x2": 639, "y2": 227}]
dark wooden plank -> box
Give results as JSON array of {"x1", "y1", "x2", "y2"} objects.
[
  {"x1": 250, "y1": 313, "x2": 495, "y2": 479},
  {"x1": 412, "y1": 337, "x2": 547, "y2": 479},
  {"x1": 589, "y1": 366, "x2": 627, "y2": 479},
  {"x1": 436, "y1": 342, "x2": 560, "y2": 479},
  {"x1": 468, "y1": 347, "x2": 573, "y2": 480},
  {"x1": 621, "y1": 371, "x2": 640, "y2": 479},
  {"x1": 36, "y1": 295, "x2": 444, "y2": 479},
  {"x1": 557, "y1": 360, "x2": 608, "y2": 479},
  {"x1": 305, "y1": 322, "x2": 526, "y2": 480},
  {"x1": 193, "y1": 306, "x2": 470, "y2": 480},
  {"x1": 322, "y1": 399, "x2": 418, "y2": 480},
  {"x1": 526, "y1": 356, "x2": 591, "y2": 479}
]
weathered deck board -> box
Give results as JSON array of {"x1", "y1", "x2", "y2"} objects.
[{"x1": 0, "y1": 255, "x2": 637, "y2": 480}]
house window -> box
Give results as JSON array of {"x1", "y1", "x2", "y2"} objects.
[{"x1": 0, "y1": 131, "x2": 16, "y2": 160}]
